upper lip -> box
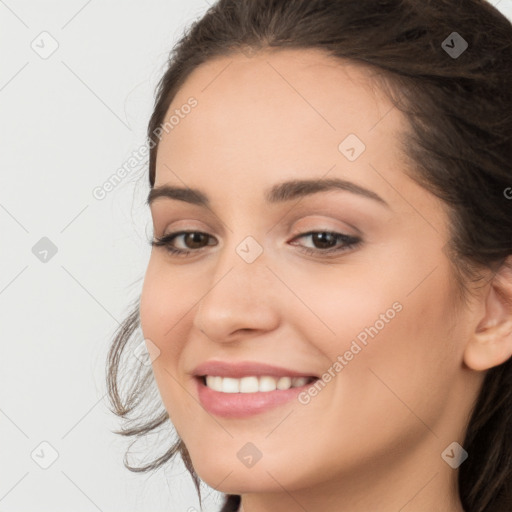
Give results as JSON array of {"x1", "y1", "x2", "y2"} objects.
[{"x1": 192, "y1": 360, "x2": 318, "y2": 379}]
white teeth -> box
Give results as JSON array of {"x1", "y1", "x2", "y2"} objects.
[
  {"x1": 276, "y1": 376, "x2": 291, "y2": 390},
  {"x1": 292, "y1": 377, "x2": 308, "y2": 387},
  {"x1": 259, "y1": 376, "x2": 278, "y2": 392},
  {"x1": 221, "y1": 377, "x2": 240, "y2": 393},
  {"x1": 213, "y1": 376, "x2": 223, "y2": 390},
  {"x1": 239, "y1": 376, "x2": 259, "y2": 393},
  {"x1": 205, "y1": 376, "x2": 217, "y2": 390},
  {"x1": 204, "y1": 375, "x2": 313, "y2": 393}
]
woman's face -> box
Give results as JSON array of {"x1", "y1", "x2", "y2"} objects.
[{"x1": 140, "y1": 49, "x2": 480, "y2": 506}]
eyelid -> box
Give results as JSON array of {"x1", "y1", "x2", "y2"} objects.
[
  {"x1": 289, "y1": 219, "x2": 361, "y2": 240},
  {"x1": 154, "y1": 218, "x2": 218, "y2": 237}
]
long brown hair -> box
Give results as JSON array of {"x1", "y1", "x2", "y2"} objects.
[{"x1": 106, "y1": 1, "x2": 512, "y2": 511}]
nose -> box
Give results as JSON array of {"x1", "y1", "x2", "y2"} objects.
[{"x1": 192, "y1": 242, "x2": 281, "y2": 343}]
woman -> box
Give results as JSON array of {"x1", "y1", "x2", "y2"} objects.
[{"x1": 106, "y1": 1, "x2": 512, "y2": 511}]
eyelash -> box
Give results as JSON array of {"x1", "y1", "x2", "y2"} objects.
[{"x1": 150, "y1": 230, "x2": 362, "y2": 258}]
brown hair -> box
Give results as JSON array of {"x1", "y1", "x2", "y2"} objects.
[{"x1": 106, "y1": 1, "x2": 512, "y2": 511}]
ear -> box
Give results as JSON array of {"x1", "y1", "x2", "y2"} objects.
[{"x1": 464, "y1": 256, "x2": 512, "y2": 371}]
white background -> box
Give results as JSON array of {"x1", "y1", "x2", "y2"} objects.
[{"x1": 1, "y1": 1, "x2": 511, "y2": 511}]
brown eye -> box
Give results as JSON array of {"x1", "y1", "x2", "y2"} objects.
[
  {"x1": 310, "y1": 232, "x2": 338, "y2": 249},
  {"x1": 289, "y1": 231, "x2": 362, "y2": 257},
  {"x1": 182, "y1": 232, "x2": 210, "y2": 249},
  {"x1": 150, "y1": 231, "x2": 217, "y2": 256}
]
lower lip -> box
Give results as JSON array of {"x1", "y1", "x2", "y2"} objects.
[{"x1": 195, "y1": 377, "x2": 317, "y2": 418}]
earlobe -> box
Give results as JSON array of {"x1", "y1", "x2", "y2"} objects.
[
  {"x1": 464, "y1": 322, "x2": 512, "y2": 371},
  {"x1": 463, "y1": 257, "x2": 512, "y2": 372}
]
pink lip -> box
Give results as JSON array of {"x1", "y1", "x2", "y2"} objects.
[
  {"x1": 192, "y1": 360, "x2": 318, "y2": 379},
  {"x1": 191, "y1": 360, "x2": 319, "y2": 418},
  {"x1": 192, "y1": 361, "x2": 316, "y2": 418},
  {"x1": 194, "y1": 376, "x2": 317, "y2": 418}
]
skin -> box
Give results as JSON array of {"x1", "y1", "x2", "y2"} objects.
[{"x1": 139, "y1": 48, "x2": 512, "y2": 512}]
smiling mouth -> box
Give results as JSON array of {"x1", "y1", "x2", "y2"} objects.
[{"x1": 198, "y1": 375, "x2": 318, "y2": 393}]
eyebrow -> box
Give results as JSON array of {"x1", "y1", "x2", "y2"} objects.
[{"x1": 147, "y1": 178, "x2": 390, "y2": 209}]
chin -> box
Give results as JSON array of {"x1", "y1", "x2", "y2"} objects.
[
  {"x1": 198, "y1": 470, "x2": 282, "y2": 495},
  {"x1": 191, "y1": 451, "x2": 309, "y2": 495}
]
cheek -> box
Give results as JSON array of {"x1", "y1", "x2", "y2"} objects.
[
  {"x1": 139, "y1": 262, "x2": 194, "y2": 411},
  {"x1": 290, "y1": 248, "x2": 460, "y2": 422},
  {"x1": 322, "y1": 265, "x2": 459, "y2": 428},
  {"x1": 268, "y1": 268, "x2": 460, "y2": 483},
  {"x1": 140, "y1": 261, "x2": 191, "y2": 359}
]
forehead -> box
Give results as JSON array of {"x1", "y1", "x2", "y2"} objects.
[
  {"x1": 171, "y1": 47, "x2": 391, "y2": 112},
  {"x1": 154, "y1": 48, "x2": 407, "y2": 204},
  {"x1": 177, "y1": 47, "x2": 385, "y2": 105},
  {"x1": 164, "y1": 48, "x2": 394, "y2": 135}
]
